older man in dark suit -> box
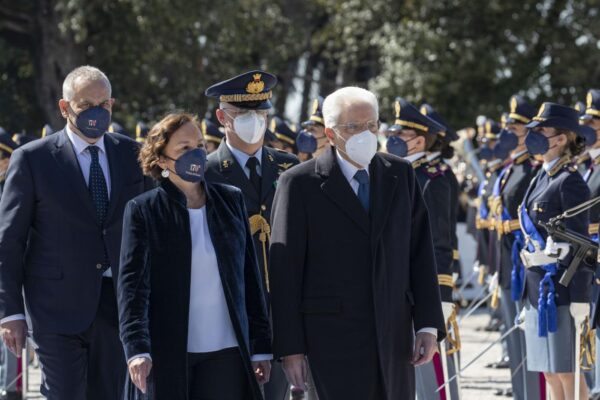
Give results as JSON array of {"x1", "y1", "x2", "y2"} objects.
[
  {"x1": 269, "y1": 86, "x2": 446, "y2": 400},
  {"x1": 0, "y1": 66, "x2": 152, "y2": 400}
]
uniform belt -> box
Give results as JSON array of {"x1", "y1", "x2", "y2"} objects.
[
  {"x1": 496, "y1": 219, "x2": 520, "y2": 236},
  {"x1": 476, "y1": 217, "x2": 490, "y2": 230}
]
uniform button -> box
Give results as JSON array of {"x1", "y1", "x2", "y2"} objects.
[
  {"x1": 102, "y1": 229, "x2": 107, "y2": 235},
  {"x1": 96, "y1": 263, "x2": 102, "y2": 270},
  {"x1": 261, "y1": 205, "x2": 266, "y2": 211}
]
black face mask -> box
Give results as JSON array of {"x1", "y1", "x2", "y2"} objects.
[
  {"x1": 164, "y1": 148, "x2": 207, "y2": 183},
  {"x1": 68, "y1": 105, "x2": 111, "y2": 139}
]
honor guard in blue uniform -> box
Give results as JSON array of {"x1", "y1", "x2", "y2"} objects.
[
  {"x1": 0, "y1": 133, "x2": 19, "y2": 400},
  {"x1": 203, "y1": 70, "x2": 299, "y2": 400},
  {"x1": 420, "y1": 103, "x2": 462, "y2": 288},
  {"x1": 200, "y1": 118, "x2": 224, "y2": 154},
  {"x1": 385, "y1": 97, "x2": 458, "y2": 400},
  {"x1": 108, "y1": 121, "x2": 127, "y2": 136},
  {"x1": 488, "y1": 95, "x2": 543, "y2": 399},
  {"x1": 300, "y1": 97, "x2": 329, "y2": 158},
  {"x1": 576, "y1": 99, "x2": 594, "y2": 175},
  {"x1": 577, "y1": 89, "x2": 600, "y2": 397},
  {"x1": 134, "y1": 121, "x2": 149, "y2": 144},
  {"x1": 11, "y1": 132, "x2": 36, "y2": 147},
  {"x1": 270, "y1": 116, "x2": 298, "y2": 154},
  {"x1": 41, "y1": 123, "x2": 55, "y2": 138},
  {"x1": 475, "y1": 119, "x2": 503, "y2": 284},
  {"x1": 519, "y1": 103, "x2": 592, "y2": 400}
]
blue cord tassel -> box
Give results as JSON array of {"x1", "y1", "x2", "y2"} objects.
[
  {"x1": 537, "y1": 266, "x2": 558, "y2": 337},
  {"x1": 511, "y1": 234, "x2": 524, "y2": 301}
]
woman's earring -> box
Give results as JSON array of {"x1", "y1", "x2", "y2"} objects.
[{"x1": 161, "y1": 168, "x2": 170, "y2": 178}]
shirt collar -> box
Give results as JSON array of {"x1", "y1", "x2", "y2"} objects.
[
  {"x1": 543, "y1": 157, "x2": 560, "y2": 172},
  {"x1": 65, "y1": 124, "x2": 106, "y2": 155},
  {"x1": 589, "y1": 147, "x2": 600, "y2": 161},
  {"x1": 511, "y1": 149, "x2": 528, "y2": 160},
  {"x1": 335, "y1": 150, "x2": 368, "y2": 183},
  {"x1": 226, "y1": 140, "x2": 262, "y2": 168},
  {"x1": 404, "y1": 151, "x2": 426, "y2": 164},
  {"x1": 426, "y1": 151, "x2": 441, "y2": 162}
]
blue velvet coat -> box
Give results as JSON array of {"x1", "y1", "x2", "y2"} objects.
[{"x1": 117, "y1": 179, "x2": 270, "y2": 400}]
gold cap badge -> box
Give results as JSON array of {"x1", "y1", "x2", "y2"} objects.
[{"x1": 246, "y1": 73, "x2": 265, "y2": 94}]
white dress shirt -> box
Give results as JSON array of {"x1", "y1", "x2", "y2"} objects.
[
  {"x1": 1, "y1": 127, "x2": 114, "y2": 325},
  {"x1": 130, "y1": 207, "x2": 271, "y2": 363},
  {"x1": 226, "y1": 141, "x2": 263, "y2": 178},
  {"x1": 589, "y1": 148, "x2": 600, "y2": 163},
  {"x1": 65, "y1": 126, "x2": 112, "y2": 278},
  {"x1": 404, "y1": 151, "x2": 426, "y2": 164},
  {"x1": 511, "y1": 149, "x2": 528, "y2": 160},
  {"x1": 542, "y1": 157, "x2": 560, "y2": 173},
  {"x1": 335, "y1": 151, "x2": 437, "y2": 338}
]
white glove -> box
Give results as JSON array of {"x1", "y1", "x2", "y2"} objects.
[
  {"x1": 516, "y1": 308, "x2": 526, "y2": 331},
  {"x1": 569, "y1": 302, "x2": 590, "y2": 325},
  {"x1": 544, "y1": 236, "x2": 570, "y2": 261},
  {"x1": 452, "y1": 272, "x2": 459, "y2": 284},
  {"x1": 487, "y1": 272, "x2": 499, "y2": 292},
  {"x1": 473, "y1": 261, "x2": 480, "y2": 273},
  {"x1": 442, "y1": 302, "x2": 455, "y2": 323}
]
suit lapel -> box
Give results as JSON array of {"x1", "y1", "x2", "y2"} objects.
[
  {"x1": 216, "y1": 141, "x2": 260, "y2": 204},
  {"x1": 369, "y1": 155, "x2": 398, "y2": 243},
  {"x1": 317, "y1": 149, "x2": 369, "y2": 235},
  {"x1": 104, "y1": 134, "x2": 125, "y2": 223},
  {"x1": 51, "y1": 130, "x2": 97, "y2": 222},
  {"x1": 260, "y1": 148, "x2": 277, "y2": 203}
]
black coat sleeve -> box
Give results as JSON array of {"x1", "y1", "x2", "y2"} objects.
[
  {"x1": 560, "y1": 173, "x2": 592, "y2": 303},
  {"x1": 117, "y1": 200, "x2": 152, "y2": 361},
  {"x1": 269, "y1": 172, "x2": 308, "y2": 358},
  {"x1": 423, "y1": 176, "x2": 454, "y2": 302},
  {"x1": 236, "y1": 191, "x2": 272, "y2": 355},
  {"x1": 408, "y1": 168, "x2": 446, "y2": 340},
  {"x1": 0, "y1": 149, "x2": 35, "y2": 319}
]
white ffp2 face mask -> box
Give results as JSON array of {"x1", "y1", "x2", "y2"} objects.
[
  {"x1": 231, "y1": 112, "x2": 266, "y2": 144},
  {"x1": 337, "y1": 130, "x2": 378, "y2": 167}
]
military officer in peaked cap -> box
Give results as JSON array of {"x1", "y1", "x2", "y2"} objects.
[
  {"x1": 386, "y1": 98, "x2": 457, "y2": 400},
  {"x1": 201, "y1": 118, "x2": 225, "y2": 154},
  {"x1": 204, "y1": 70, "x2": 299, "y2": 400},
  {"x1": 270, "y1": 116, "x2": 298, "y2": 154}
]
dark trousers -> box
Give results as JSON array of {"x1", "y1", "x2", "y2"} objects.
[
  {"x1": 187, "y1": 347, "x2": 249, "y2": 400},
  {"x1": 32, "y1": 278, "x2": 126, "y2": 400}
]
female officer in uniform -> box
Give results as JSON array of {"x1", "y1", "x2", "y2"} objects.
[{"x1": 519, "y1": 103, "x2": 592, "y2": 400}]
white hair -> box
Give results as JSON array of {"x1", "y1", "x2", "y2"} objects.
[
  {"x1": 62, "y1": 65, "x2": 112, "y2": 101},
  {"x1": 322, "y1": 86, "x2": 379, "y2": 128}
]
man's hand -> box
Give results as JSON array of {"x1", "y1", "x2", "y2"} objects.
[
  {"x1": 128, "y1": 357, "x2": 152, "y2": 394},
  {"x1": 0, "y1": 320, "x2": 27, "y2": 357},
  {"x1": 282, "y1": 354, "x2": 308, "y2": 391},
  {"x1": 252, "y1": 360, "x2": 271, "y2": 385},
  {"x1": 412, "y1": 332, "x2": 437, "y2": 366}
]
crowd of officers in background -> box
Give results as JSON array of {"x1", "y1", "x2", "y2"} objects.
[{"x1": 1, "y1": 89, "x2": 600, "y2": 400}]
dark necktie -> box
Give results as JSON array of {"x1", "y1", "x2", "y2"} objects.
[
  {"x1": 87, "y1": 146, "x2": 109, "y2": 225},
  {"x1": 246, "y1": 156, "x2": 261, "y2": 197},
  {"x1": 354, "y1": 169, "x2": 370, "y2": 212}
]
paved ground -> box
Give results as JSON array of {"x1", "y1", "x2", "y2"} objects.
[
  {"x1": 458, "y1": 308, "x2": 513, "y2": 400},
  {"x1": 18, "y1": 307, "x2": 512, "y2": 399}
]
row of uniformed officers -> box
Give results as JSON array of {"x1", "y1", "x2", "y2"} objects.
[{"x1": 2, "y1": 65, "x2": 600, "y2": 400}]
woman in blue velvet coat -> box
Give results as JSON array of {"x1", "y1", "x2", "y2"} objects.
[{"x1": 117, "y1": 113, "x2": 271, "y2": 400}]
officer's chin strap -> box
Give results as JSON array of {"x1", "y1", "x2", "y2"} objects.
[{"x1": 249, "y1": 214, "x2": 271, "y2": 292}]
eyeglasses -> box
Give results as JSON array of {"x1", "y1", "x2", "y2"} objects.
[
  {"x1": 221, "y1": 108, "x2": 269, "y2": 118},
  {"x1": 334, "y1": 120, "x2": 380, "y2": 135}
]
